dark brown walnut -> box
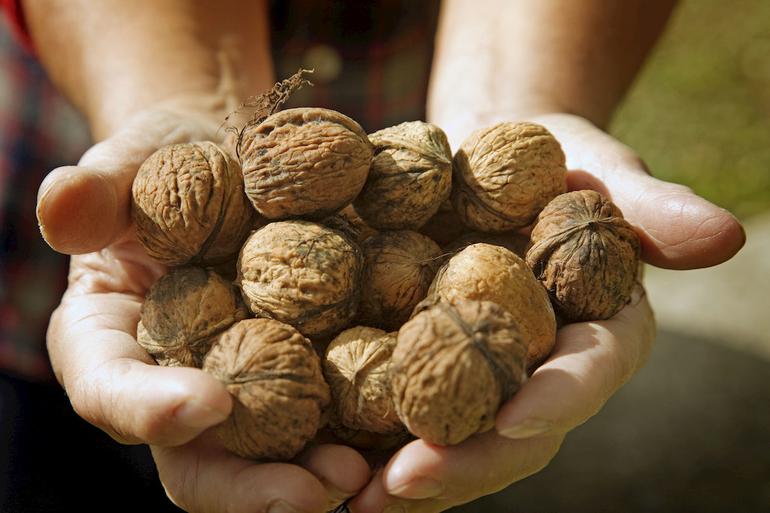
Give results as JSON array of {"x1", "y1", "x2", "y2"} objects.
[
  {"x1": 392, "y1": 299, "x2": 527, "y2": 445},
  {"x1": 354, "y1": 121, "x2": 452, "y2": 230},
  {"x1": 202, "y1": 318, "x2": 329, "y2": 460},
  {"x1": 526, "y1": 190, "x2": 641, "y2": 321},
  {"x1": 444, "y1": 230, "x2": 530, "y2": 259},
  {"x1": 428, "y1": 244, "x2": 556, "y2": 371},
  {"x1": 239, "y1": 107, "x2": 373, "y2": 220},
  {"x1": 419, "y1": 201, "x2": 467, "y2": 247},
  {"x1": 452, "y1": 122, "x2": 567, "y2": 232},
  {"x1": 325, "y1": 413, "x2": 411, "y2": 451},
  {"x1": 359, "y1": 231, "x2": 443, "y2": 331},
  {"x1": 137, "y1": 267, "x2": 248, "y2": 367},
  {"x1": 324, "y1": 204, "x2": 379, "y2": 245},
  {"x1": 132, "y1": 141, "x2": 257, "y2": 266},
  {"x1": 323, "y1": 327, "x2": 404, "y2": 437},
  {"x1": 237, "y1": 220, "x2": 363, "y2": 338}
]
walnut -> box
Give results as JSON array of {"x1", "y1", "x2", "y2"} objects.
[
  {"x1": 202, "y1": 318, "x2": 329, "y2": 460},
  {"x1": 237, "y1": 220, "x2": 363, "y2": 338},
  {"x1": 323, "y1": 327, "x2": 404, "y2": 438},
  {"x1": 452, "y1": 122, "x2": 567, "y2": 232},
  {"x1": 137, "y1": 267, "x2": 248, "y2": 367},
  {"x1": 392, "y1": 299, "x2": 527, "y2": 445},
  {"x1": 358, "y1": 231, "x2": 443, "y2": 330},
  {"x1": 428, "y1": 244, "x2": 556, "y2": 371},
  {"x1": 419, "y1": 202, "x2": 467, "y2": 247},
  {"x1": 354, "y1": 121, "x2": 452, "y2": 230},
  {"x1": 526, "y1": 190, "x2": 641, "y2": 321},
  {"x1": 324, "y1": 204, "x2": 379, "y2": 245},
  {"x1": 132, "y1": 142, "x2": 257, "y2": 266},
  {"x1": 239, "y1": 107, "x2": 373, "y2": 220},
  {"x1": 444, "y1": 230, "x2": 530, "y2": 259}
]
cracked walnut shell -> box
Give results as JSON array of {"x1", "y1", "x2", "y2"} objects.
[
  {"x1": 202, "y1": 318, "x2": 329, "y2": 460},
  {"x1": 354, "y1": 121, "x2": 452, "y2": 230},
  {"x1": 452, "y1": 122, "x2": 567, "y2": 232},
  {"x1": 237, "y1": 220, "x2": 363, "y2": 338},
  {"x1": 392, "y1": 299, "x2": 527, "y2": 445},
  {"x1": 526, "y1": 190, "x2": 641, "y2": 321},
  {"x1": 239, "y1": 107, "x2": 373, "y2": 220},
  {"x1": 132, "y1": 141, "x2": 256, "y2": 266},
  {"x1": 137, "y1": 267, "x2": 248, "y2": 368}
]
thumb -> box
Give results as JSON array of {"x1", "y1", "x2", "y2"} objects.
[{"x1": 37, "y1": 108, "x2": 221, "y2": 255}]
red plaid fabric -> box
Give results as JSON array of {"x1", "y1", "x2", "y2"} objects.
[{"x1": 0, "y1": 1, "x2": 439, "y2": 380}]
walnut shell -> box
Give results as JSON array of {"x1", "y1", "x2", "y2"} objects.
[
  {"x1": 443, "y1": 230, "x2": 529, "y2": 260},
  {"x1": 137, "y1": 267, "x2": 248, "y2": 367},
  {"x1": 392, "y1": 299, "x2": 527, "y2": 445},
  {"x1": 202, "y1": 318, "x2": 329, "y2": 460},
  {"x1": 452, "y1": 122, "x2": 567, "y2": 232},
  {"x1": 419, "y1": 204, "x2": 467, "y2": 247},
  {"x1": 354, "y1": 121, "x2": 452, "y2": 230},
  {"x1": 324, "y1": 204, "x2": 379, "y2": 245},
  {"x1": 358, "y1": 231, "x2": 443, "y2": 330},
  {"x1": 323, "y1": 327, "x2": 404, "y2": 437},
  {"x1": 526, "y1": 190, "x2": 641, "y2": 321},
  {"x1": 429, "y1": 244, "x2": 556, "y2": 371},
  {"x1": 239, "y1": 107, "x2": 373, "y2": 220},
  {"x1": 237, "y1": 220, "x2": 363, "y2": 338},
  {"x1": 132, "y1": 142, "x2": 256, "y2": 266}
]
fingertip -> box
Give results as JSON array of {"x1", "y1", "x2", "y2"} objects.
[
  {"x1": 298, "y1": 444, "x2": 372, "y2": 494},
  {"x1": 37, "y1": 166, "x2": 127, "y2": 254}
]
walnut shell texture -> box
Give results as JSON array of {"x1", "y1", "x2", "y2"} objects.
[
  {"x1": 132, "y1": 142, "x2": 256, "y2": 266},
  {"x1": 324, "y1": 204, "x2": 379, "y2": 245},
  {"x1": 240, "y1": 107, "x2": 373, "y2": 219},
  {"x1": 354, "y1": 121, "x2": 452, "y2": 230},
  {"x1": 237, "y1": 220, "x2": 363, "y2": 338},
  {"x1": 452, "y1": 122, "x2": 567, "y2": 232},
  {"x1": 444, "y1": 230, "x2": 530, "y2": 259},
  {"x1": 323, "y1": 327, "x2": 404, "y2": 435},
  {"x1": 359, "y1": 231, "x2": 443, "y2": 330},
  {"x1": 137, "y1": 267, "x2": 248, "y2": 367},
  {"x1": 429, "y1": 244, "x2": 556, "y2": 371},
  {"x1": 392, "y1": 299, "x2": 527, "y2": 445},
  {"x1": 203, "y1": 318, "x2": 329, "y2": 460},
  {"x1": 526, "y1": 190, "x2": 641, "y2": 321}
]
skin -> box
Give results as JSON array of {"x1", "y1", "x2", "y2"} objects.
[{"x1": 26, "y1": 0, "x2": 744, "y2": 512}]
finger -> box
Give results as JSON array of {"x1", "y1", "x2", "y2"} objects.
[
  {"x1": 37, "y1": 109, "x2": 219, "y2": 254},
  {"x1": 48, "y1": 290, "x2": 232, "y2": 446},
  {"x1": 348, "y1": 434, "x2": 563, "y2": 513},
  {"x1": 536, "y1": 113, "x2": 745, "y2": 270},
  {"x1": 153, "y1": 433, "x2": 329, "y2": 513},
  {"x1": 495, "y1": 285, "x2": 655, "y2": 439},
  {"x1": 295, "y1": 444, "x2": 372, "y2": 510}
]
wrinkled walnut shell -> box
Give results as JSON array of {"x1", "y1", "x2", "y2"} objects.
[
  {"x1": 526, "y1": 190, "x2": 641, "y2": 321},
  {"x1": 452, "y1": 122, "x2": 567, "y2": 232},
  {"x1": 323, "y1": 327, "x2": 404, "y2": 436},
  {"x1": 202, "y1": 318, "x2": 329, "y2": 460},
  {"x1": 358, "y1": 231, "x2": 443, "y2": 331},
  {"x1": 237, "y1": 220, "x2": 363, "y2": 338},
  {"x1": 132, "y1": 142, "x2": 256, "y2": 266},
  {"x1": 240, "y1": 107, "x2": 373, "y2": 219},
  {"x1": 137, "y1": 267, "x2": 248, "y2": 368},
  {"x1": 392, "y1": 299, "x2": 527, "y2": 445},
  {"x1": 443, "y1": 230, "x2": 530, "y2": 260},
  {"x1": 429, "y1": 244, "x2": 556, "y2": 371},
  {"x1": 354, "y1": 121, "x2": 452, "y2": 230}
]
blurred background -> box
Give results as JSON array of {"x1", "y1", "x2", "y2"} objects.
[{"x1": 1, "y1": 0, "x2": 768, "y2": 512}]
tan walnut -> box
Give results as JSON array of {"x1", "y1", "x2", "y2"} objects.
[
  {"x1": 452, "y1": 122, "x2": 567, "y2": 232},
  {"x1": 392, "y1": 299, "x2": 527, "y2": 445},
  {"x1": 137, "y1": 267, "x2": 248, "y2": 368},
  {"x1": 202, "y1": 318, "x2": 329, "y2": 460},
  {"x1": 526, "y1": 190, "x2": 641, "y2": 321},
  {"x1": 237, "y1": 220, "x2": 363, "y2": 339},
  {"x1": 354, "y1": 121, "x2": 452, "y2": 230},
  {"x1": 428, "y1": 243, "x2": 556, "y2": 371},
  {"x1": 239, "y1": 107, "x2": 373, "y2": 220},
  {"x1": 132, "y1": 141, "x2": 256, "y2": 266}
]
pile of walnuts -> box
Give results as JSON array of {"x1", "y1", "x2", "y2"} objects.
[{"x1": 131, "y1": 86, "x2": 640, "y2": 463}]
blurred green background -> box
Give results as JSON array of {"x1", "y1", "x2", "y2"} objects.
[{"x1": 611, "y1": 0, "x2": 770, "y2": 219}]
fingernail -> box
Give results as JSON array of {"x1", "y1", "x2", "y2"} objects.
[
  {"x1": 266, "y1": 499, "x2": 304, "y2": 513},
  {"x1": 383, "y1": 505, "x2": 406, "y2": 513},
  {"x1": 174, "y1": 399, "x2": 229, "y2": 429},
  {"x1": 387, "y1": 476, "x2": 443, "y2": 499},
  {"x1": 498, "y1": 418, "x2": 553, "y2": 439}
]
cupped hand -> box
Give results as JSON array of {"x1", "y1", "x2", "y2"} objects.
[
  {"x1": 348, "y1": 113, "x2": 745, "y2": 513},
  {"x1": 38, "y1": 99, "x2": 371, "y2": 513}
]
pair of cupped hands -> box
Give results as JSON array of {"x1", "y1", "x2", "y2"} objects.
[{"x1": 37, "y1": 96, "x2": 744, "y2": 513}]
